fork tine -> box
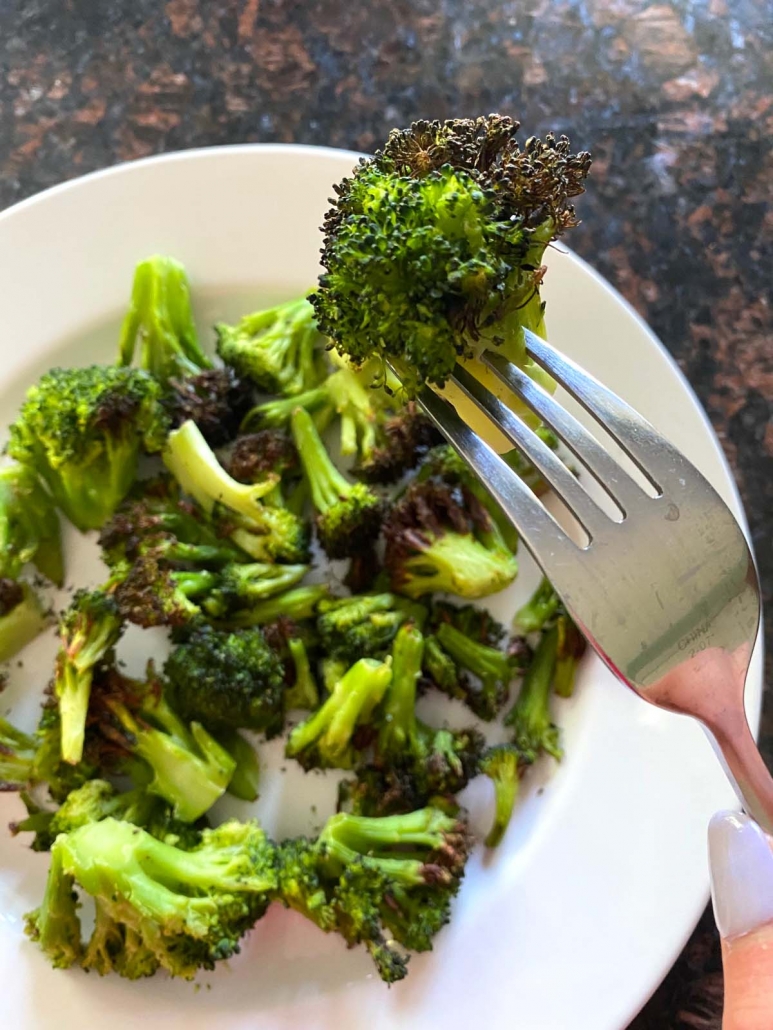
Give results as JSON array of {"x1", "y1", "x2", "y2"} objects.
[
  {"x1": 416, "y1": 385, "x2": 581, "y2": 566},
  {"x1": 483, "y1": 349, "x2": 650, "y2": 517},
  {"x1": 522, "y1": 329, "x2": 690, "y2": 493},
  {"x1": 449, "y1": 364, "x2": 610, "y2": 540}
]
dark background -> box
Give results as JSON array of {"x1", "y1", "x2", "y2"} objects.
[{"x1": 0, "y1": 0, "x2": 770, "y2": 1025}]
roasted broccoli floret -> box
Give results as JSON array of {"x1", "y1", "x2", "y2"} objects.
[
  {"x1": 216, "y1": 296, "x2": 324, "y2": 397},
  {"x1": 316, "y1": 593, "x2": 425, "y2": 662},
  {"x1": 225, "y1": 583, "x2": 330, "y2": 627},
  {"x1": 167, "y1": 368, "x2": 253, "y2": 447},
  {"x1": 217, "y1": 730, "x2": 261, "y2": 803},
  {"x1": 383, "y1": 476, "x2": 517, "y2": 600},
  {"x1": 0, "y1": 579, "x2": 50, "y2": 663},
  {"x1": 355, "y1": 403, "x2": 442, "y2": 484},
  {"x1": 165, "y1": 623, "x2": 285, "y2": 736},
  {"x1": 55, "y1": 590, "x2": 124, "y2": 765},
  {"x1": 26, "y1": 817, "x2": 277, "y2": 978},
  {"x1": 8, "y1": 365, "x2": 168, "y2": 532},
  {"x1": 285, "y1": 657, "x2": 392, "y2": 770},
  {"x1": 99, "y1": 475, "x2": 245, "y2": 570},
  {"x1": 240, "y1": 386, "x2": 330, "y2": 433},
  {"x1": 260, "y1": 618, "x2": 320, "y2": 711},
  {"x1": 0, "y1": 462, "x2": 63, "y2": 585},
  {"x1": 0, "y1": 715, "x2": 38, "y2": 791},
  {"x1": 4, "y1": 701, "x2": 97, "y2": 804},
  {"x1": 515, "y1": 576, "x2": 561, "y2": 632},
  {"x1": 515, "y1": 578, "x2": 586, "y2": 697},
  {"x1": 91, "y1": 664, "x2": 236, "y2": 822},
  {"x1": 226, "y1": 429, "x2": 300, "y2": 503},
  {"x1": 423, "y1": 604, "x2": 522, "y2": 720},
  {"x1": 291, "y1": 406, "x2": 384, "y2": 559},
  {"x1": 312, "y1": 117, "x2": 590, "y2": 398},
  {"x1": 505, "y1": 623, "x2": 563, "y2": 765},
  {"x1": 202, "y1": 562, "x2": 309, "y2": 620},
  {"x1": 478, "y1": 744, "x2": 521, "y2": 848},
  {"x1": 113, "y1": 553, "x2": 217, "y2": 628}
]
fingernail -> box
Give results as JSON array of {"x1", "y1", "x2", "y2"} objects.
[{"x1": 709, "y1": 811, "x2": 773, "y2": 939}]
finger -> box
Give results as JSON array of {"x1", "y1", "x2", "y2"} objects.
[{"x1": 709, "y1": 811, "x2": 773, "y2": 1030}]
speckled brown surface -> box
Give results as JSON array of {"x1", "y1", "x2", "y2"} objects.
[{"x1": 0, "y1": 1, "x2": 771, "y2": 1025}]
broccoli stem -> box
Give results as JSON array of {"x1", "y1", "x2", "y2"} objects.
[
  {"x1": 400, "y1": 531, "x2": 517, "y2": 600},
  {"x1": 57, "y1": 664, "x2": 94, "y2": 768},
  {"x1": 285, "y1": 638, "x2": 319, "y2": 711},
  {"x1": 0, "y1": 584, "x2": 49, "y2": 663},
  {"x1": 505, "y1": 624, "x2": 562, "y2": 763},
  {"x1": 378, "y1": 622, "x2": 423, "y2": 754},
  {"x1": 286, "y1": 658, "x2": 392, "y2": 768},
  {"x1": 290, "y1": 406, "x2": 351, "y2": 511},
  {"x1": 225, "y1": 584, "x2": 330, "y2": 627},
  {"x1": 0, "y1": 716, "x2": 36, "y2": 789},
  {"x1": 435, "y1": 622, "x2": 512, "y2": 686},
  {"x1": 516, "y1": 576, "x2": 560, "y2": 632},
  {"x1": 241, "y1": 386, "x2": 330, "y2": 432},
  {"x1": 112, "y1": 699, "x2": 235, "y2": 822},
  {"x1": 24, "y1": 846, "x2": 83, "y2": 969},
  {"x1": 218, "y1": 729, "x2": 261, "y2": 802},
  {"x1": 163, "y1": 420, "x2": 278, "y2": 522}
]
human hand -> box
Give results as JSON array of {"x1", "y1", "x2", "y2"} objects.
[{"x1": 709, "y1": 812, "x2": 773, "y2": 1029}]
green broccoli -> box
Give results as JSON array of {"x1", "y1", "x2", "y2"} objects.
[
  {"x1": 202, "y1": 561, "x2": 309, "y2": 620},
  {"x1": 515, "y1": 578, "x2": 586, "y2": 697},
  {"x1": 91, "y1": 664, "x2": 236, "y2": 822},
  {"x1": 316, "y1": 592, "x2": 425, "y2": 662},
  {"x1": 216, "y1": 296, "x2": 324, "y2": 397},
  {"x1": 478, "y1": 744, "x2": 521, "y2": 848},
  {"x1": 224, "y1": 583, "x2": 330, "y2": 628},
  {"x1": 515, "y1": 576, "x2": 561, "y2": 632},
  {"x1": 55, "y1": 590, "x2": 124, "y2": 765},
  {"x1": 505, "y1": 623, "x2": 563, "y2": 764},
  {"x1": 355, "y1": 402, "x2": 442, "y2": 485},
  {"x1": 240, "y1": 386, "x2": 331, "y2": 433},
  {"x1": 217, "y1": 730, "x2": 261, "y2": 803},
  {"x1": 113, "y1": 553, "x2": 217, "y2": 628},
  {"x1": 312, "y1": 116, "x2": 590, "y2": 400},
  {"x1": 290, "y1": 406, "x2": 384, "y2": 559},
  {"x1": 285, "y1": 637, "x2": 320, "y2": 711},
  {"x1": 383, "y1": 476, "x2": 518, "y2": 600},
  {"x1": 0, "y1": 579, "x2": 50, "y2": 663},
  {"x1": 0, "y1": 462, "x2": 63, "y2": 585},
  {"x1": 8, "y1": 365, "x2": 168, "y2": 532},
  {"x1": 285, "y1": 657, "x2": 392, "y2": 770},
  {"x1": 164, "y1": 623, "x2": 285, "y2": 736},
  {"x1": 0, "y1": 715, "x2": 38, "y2": 791},
  {"x1": 27, "y1": 817, "x2": 277, "y2": 978}
]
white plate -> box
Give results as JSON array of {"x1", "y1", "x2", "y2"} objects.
[{"x1": 0, "y1": 146, "x2": 762, "y2": 1030}]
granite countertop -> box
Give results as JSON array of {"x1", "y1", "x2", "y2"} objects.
[{"x1": 0, "y1": 0, "x2": 770, "y2": 1025}]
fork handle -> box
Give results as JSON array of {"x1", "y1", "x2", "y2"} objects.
[{"x1": 706, "y1": 711, "x2": 773, "y2": 836}]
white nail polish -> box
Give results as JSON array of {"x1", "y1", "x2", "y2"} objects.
[{"x1": 709, "y1": 811, "x2": 773, "y2": 940}]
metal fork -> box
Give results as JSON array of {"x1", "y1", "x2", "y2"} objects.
[{"x1": 413, "y1": 329, "x2": 771, "y2": 830}]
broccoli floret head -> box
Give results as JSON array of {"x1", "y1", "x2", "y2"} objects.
[
  {"x1": 316, "y1": 593, "x2": 425, "y2": 662},
  {"x1": 290, "y1": 406, "x2": 384, "y2": 559},
  {"x1": 478, "y1": 744, "x2": 521, "y2": 848},
  {"x1": 8, "y1": 365, "x2": 168, "y2": 532},
  {"x1": 355, "y1": 403, "x2": 442, "y2": 484},
  {"x1": 285, "y1": 657, "x2": 392, "y2": 770},
  {"x1": 312, "y1": 117, "x2": 591, "y2": 394},
  {"x1": 216, "y1": 296, "x2": 324, "y2": 397},
  {"x1": 383, "y1": 477, "x2": 517, "y2": 600},
  {"x1": 201, "y1": 561, "x2": 309, "y2": 620},
  {"x1": 165, "y1": 623, "x2": 285, "y2": 736},
  {"x1": 113, "y1": 554, "x2": 216, "y2": 628},
  {"x1": 166, "y1": 367, "x2": 254, "y2": 447},
  {"x1": 226, "y1": 430, "x2": 299, "y2": 492},
  {"x1": 0, "y1": 462, "x2": 64, "y2": 585}
]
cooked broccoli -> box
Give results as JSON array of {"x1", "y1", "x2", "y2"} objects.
[
  {"x1": 14, "y1": 702, "x2": 98, "y2": 804},
  {"x1": 240, "y1": 386, "x2": 330, "y2": 433},
  {"x1": 202, "y1": 562, "x2": 309, "y2": 620},
  {"x1": 515, "y1": 576, "x2": 561, "y2": 632},
  {"x1": 505, "y1": 623, "x2": 563, "y2": 765},
  {"x1": 113, "y1": 554, "x2": 217, "y2": 628},
  {"x1": 99, "y1": 475, "x2": 245, "y2": 570},
  {"x1": 27, "y1": 817, "x2": 277, "y2": 978},
  {"x1": 8, "y1": 365, "x2": 168, "y2": 532},
  {"x1": 0, "y1": 715, "x2": 37, "y2": 791},
  {"x1": 425, "y1": 619, "x2": 519, "y2": 721},
  {"x1": 291, "y1": 406, "x2": 384, "y2": 559},
  {"x1": 165, "y1": 623, "x2": 285, "y2": 736},
  {"x1": 355, "y1": 403, "x2": 442, "y2": 484},
  {"x1": 340, "y1": 623, "x2": 484, "y2": 816},
  {"x1": 478, "y1": 744, "x2": 521, "y2": 848},
  {"x1": 312, "y1": 117, "x2": 590, "y2": 397},
  {"x1": 285, "y1": 657, "x2": 392, "y2": 770},
  {"x1": 316, "y1": 593, "x2": 425, "y2": 663},
  {"x1": 217, "y1": 730, "x2": 261, "y2": 803},
  {"x1": 0, "y1": 462, "x2": 63, "y2": 585},
  {"x1": 225, "y1": 583, "x2": 330, "y2": 627},
  {"x1": 118, "y1": 255, "x2": 210, "y2": 381},
  {"x1": 286, "y1": 637, "x2": 319, "y2": 711},
  {"x1": 0, "y1": 579, "x2": 50, "y2": 663},
  {"x1": 226, "y1": 429, "x2": 300, "y2": 503},
  {"x1": 383, "y1": 476, "x2": 517, "y2": 600},
  {"x1": 91, "y1": 663, "x2": 236, "y2": 821},
  {"x1": 55, "y1": 590, "x2": 124, "y2": 765},
  {"x1": 166, "y1": 368, "x2": 254, "y2": 447},
  {"x1": 216, "y1": 296, "x2": 324, "y2": 397}
]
